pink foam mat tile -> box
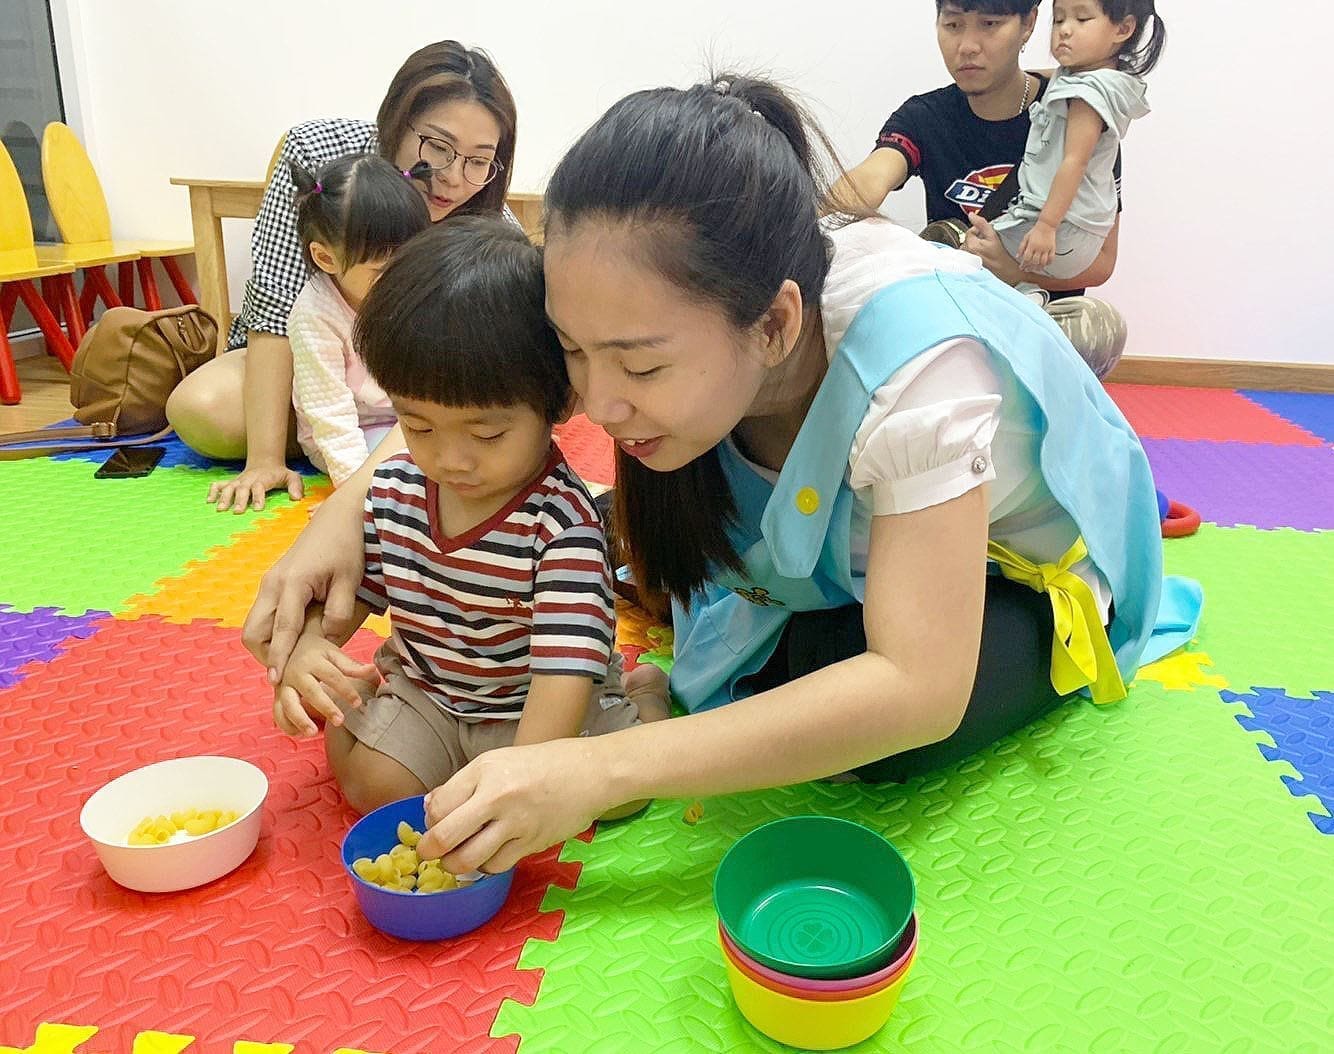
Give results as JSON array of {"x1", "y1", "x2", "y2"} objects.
[{"x1": 1106, "y1": 385, "x2": 1325, "y2": 445}]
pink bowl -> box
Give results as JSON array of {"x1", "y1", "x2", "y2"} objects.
[
  {"x1": 721, "y1": 925, "x2": 917, "y2": 1003},
  {"x1": 719, "y1": 913, "x2": 918, "y2": 998}
]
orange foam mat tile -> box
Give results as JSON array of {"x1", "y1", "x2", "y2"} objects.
[
  {"x1": 0, "y1": 619, "x2": 579, "y2": 1053},
  {"x1": 122, "y1": 494, "x2": 329, "y2": 627},
  {"x1": 121, "y1": 497, "x2": 390, "y2": 638}
]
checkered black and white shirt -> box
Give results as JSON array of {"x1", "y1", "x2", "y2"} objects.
[
  {"x1": 227, "y1": 118, "x2": 379, "y2": 350},
  {"x1": 226, "y1": 117, "x2": 520, "y2": 351}
]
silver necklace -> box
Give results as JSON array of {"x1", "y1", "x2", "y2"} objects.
[{"x1": 1018, "y1": 74, "x2": 1032, "y2": 116}]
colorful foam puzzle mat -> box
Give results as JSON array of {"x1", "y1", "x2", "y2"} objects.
[{"x1": 1, "y1": 394, "x2": 1330, "y2": 1052}]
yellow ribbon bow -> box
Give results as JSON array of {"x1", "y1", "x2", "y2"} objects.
[{"x1": 987, "y1": 537, "x2": 1127, "y2": 704}]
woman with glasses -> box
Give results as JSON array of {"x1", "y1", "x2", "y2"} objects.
[{"x1": 168, "y1": 40, "x2": 517, "y2": 513}]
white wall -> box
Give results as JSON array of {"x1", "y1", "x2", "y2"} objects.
[{"x1": 53, "y1": 0, "x2": 1332, "y2": 365}]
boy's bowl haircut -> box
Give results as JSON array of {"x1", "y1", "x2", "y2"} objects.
[{"x1": 354, "y1": 216, "x2": 570, "y2": 423}]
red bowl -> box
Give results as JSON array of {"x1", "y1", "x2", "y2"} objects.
[{"x1": 719, "y1": 914, "x2": 918, "y2": 1001}]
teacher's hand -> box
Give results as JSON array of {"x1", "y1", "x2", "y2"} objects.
[
  {"x1": 241, "y1": 484, "x2": 368, "y2": 683},
  {"x1": 417, "y1": 739, "x2": 614, "y2": 874}
]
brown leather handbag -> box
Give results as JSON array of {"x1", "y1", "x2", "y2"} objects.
[{"x1": 0, "y1": 304, "x2": 217, "y2": 456}]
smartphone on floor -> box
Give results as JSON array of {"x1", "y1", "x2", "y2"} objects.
[{"x1": 94, "y1": 446, "x2": 166, "y2": 479}]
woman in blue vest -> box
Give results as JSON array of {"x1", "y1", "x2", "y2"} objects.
[{"x1": 243, "y1": 73, "x2": 1198, "y2": 873}]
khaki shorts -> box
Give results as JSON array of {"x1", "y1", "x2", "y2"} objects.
[
  {"x1": 992, "y1": 215, "x2": 1107, "y2": 280},
  {"x1": 340, "y1": 643, "x2": 641, "y2": 789}
]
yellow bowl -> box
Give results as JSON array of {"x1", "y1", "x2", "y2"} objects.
[{"x1": 722, "y1": 943, "x2": 912, "y2": 1050}]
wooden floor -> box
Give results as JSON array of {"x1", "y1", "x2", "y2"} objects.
[{"x1": 0, "y1": 355, "x2": 74, "y2": 432}]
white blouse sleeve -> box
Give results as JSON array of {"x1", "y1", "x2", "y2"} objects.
[{"x1": 848, "y1": 338, "x2": 1004, "y2": 516}]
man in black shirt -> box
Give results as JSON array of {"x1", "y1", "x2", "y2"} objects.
[{"x1": 835, "y1": 0, "x2": 1127, "y2": 377}]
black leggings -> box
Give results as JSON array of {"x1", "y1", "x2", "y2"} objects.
[{"x1": 741, "y1": 574, "x2": 1070, "y2": 783}]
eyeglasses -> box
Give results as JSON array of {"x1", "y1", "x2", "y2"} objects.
[{"x1": 410, "y1": 126, "x2": 503, "y2": 187}]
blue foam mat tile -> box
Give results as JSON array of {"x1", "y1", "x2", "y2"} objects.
[
  {"x1": 1224, "y1": 688, "x2": 1334, "y2": 835},
  {"x1": 31, "y1": 418, "x2": 322, "y2": 474},
  {"x1": 54, "y1": 434, "x2": 244, "y2": 471},
  {"x1": 1240, "y1": 391, "x2": 1334, "y2": 444}
]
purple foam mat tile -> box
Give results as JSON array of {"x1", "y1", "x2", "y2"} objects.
[
  {"x1": 0, "y1": 606, "x2": 111, "y2": 689},
  {"x1": 1240, "y1": 391, "x2": 1334, "y2": 445},
  {"x1": 1143, "y1": 438, "x2": 1334, "y2": 531}
]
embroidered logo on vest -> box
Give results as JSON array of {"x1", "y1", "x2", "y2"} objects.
[{"x1": 733, "y1": 586, "x2": 785, "y2": 607}]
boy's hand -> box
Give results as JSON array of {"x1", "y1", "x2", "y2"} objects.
[
  {"x1": 271, "y1": 635, "x2": 379, "y2": 737},
  {"x1": 1018, "y1": 222, "x2": 1057, "y2": 272}
]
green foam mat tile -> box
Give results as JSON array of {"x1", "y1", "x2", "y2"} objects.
[
  {"x1": 0, "y1": 459, "x2": 293, "y2": 615},
  {"x1": 494, "y1": 683, "x2": 1334, "y2": 1052},
  {"x1": 1162, "y1": 526, "x2": 1334, "y2": 696}
]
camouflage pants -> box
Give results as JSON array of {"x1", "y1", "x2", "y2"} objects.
[
  {"x1": 1043, "y1": 295, "x2": 1126, "y2": 379},
  {"x1": 920, "y1": 218, "x2": 1127, "y2": 379}
]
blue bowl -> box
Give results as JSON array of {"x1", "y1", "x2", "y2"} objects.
[{"x1": 340, "y1": 796, "x2": 514, "y2": 941}]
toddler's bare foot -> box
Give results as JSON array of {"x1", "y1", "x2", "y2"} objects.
[
  {"x1": 625, "y1": 663, "x2": 670, "y2": 723},
  {"x1": 598, "y1": 664, "x2": 671, "y2": 821}
]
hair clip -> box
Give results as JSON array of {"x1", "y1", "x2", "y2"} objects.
[
  {"x1": 713, "y1": 78, "x2": 761, "y2": 119},
  {"x1": 313, "y1": 180, "x2": 323, "y2": 194}
]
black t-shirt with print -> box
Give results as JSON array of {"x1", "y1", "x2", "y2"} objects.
[{"x1": 876, "y1": 73, "x2": 1122, "y2": 228}]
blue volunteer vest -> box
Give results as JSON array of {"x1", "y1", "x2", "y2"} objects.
[{"x1": 669, "y1": 269, "x2": 1202, "y2": 713}]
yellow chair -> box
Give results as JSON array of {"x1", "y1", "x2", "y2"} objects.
[
  {"x1": 0, "y1": 142, "x2": 78, "y2": 404},
  {"x1": 41, "y1": 121, "x2": 196, "y2": 319}
]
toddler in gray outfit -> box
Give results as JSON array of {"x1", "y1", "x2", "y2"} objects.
[{"x1": 993, "y1": 0, "x2": 1165, "y2": 279}]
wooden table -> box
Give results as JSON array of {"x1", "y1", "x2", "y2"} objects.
[
  {"x1": 504, "y1": 192, "x2": 544, "y2": 242},
  {"x1": 169, "y1": 176, "x2": 544, "y2": 354},
  {"x1": 168, "y1": 177, "x2": 264, "y2": 351}
]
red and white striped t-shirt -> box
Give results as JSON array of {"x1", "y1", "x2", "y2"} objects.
[{"x1": 356, "y1": 447, "x2": 615, "y2": 719}]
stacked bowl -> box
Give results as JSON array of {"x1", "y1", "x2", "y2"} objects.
[{"x1": 713, "y1": 816, "x2": 917, "y2": 1050}]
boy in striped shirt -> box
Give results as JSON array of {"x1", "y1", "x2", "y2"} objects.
[{"x1": 270, "y1": 217, "x2": 668, "y2": 814}]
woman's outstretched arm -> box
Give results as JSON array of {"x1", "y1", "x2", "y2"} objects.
[
  {"x1": 416, "y1": 486, "x2": 989, "y2": 873},
  {"x1": 241, "y1": 425, "x2": 406, "y2": 680}
]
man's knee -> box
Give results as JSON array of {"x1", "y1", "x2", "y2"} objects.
[{"x1": 1045, "y1": 296, "x2": 1127, "y2": 379}]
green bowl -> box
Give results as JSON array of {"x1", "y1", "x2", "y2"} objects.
[{"x1": 713, "y1": 815, "x2": 915, "y2": 980}]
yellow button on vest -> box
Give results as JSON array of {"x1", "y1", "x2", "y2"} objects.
[{"x1": 795, "y1": 487, "x2": 820, "y2": 515}]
